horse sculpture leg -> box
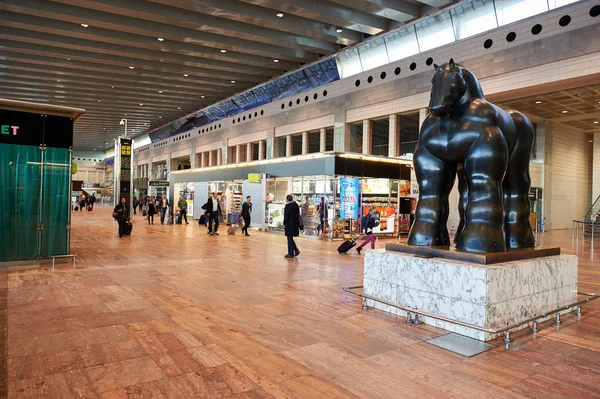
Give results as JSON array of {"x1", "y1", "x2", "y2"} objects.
[
  {"x1": 503, "y1": 111, "x2": 535, "y2": 248},
  {"x1": 408, "y1": 145, "x2": 456, "y2": 247},
  {"x1": 457, "y1": 127, "x2": 508, "y2": 252},
  {"x1": 454, "y1": 165, "x2": 468, "y2": 245}
]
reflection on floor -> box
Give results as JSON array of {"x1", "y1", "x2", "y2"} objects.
[{"x1": 3, "y1": 206, "x2": 600, "y2": 398}]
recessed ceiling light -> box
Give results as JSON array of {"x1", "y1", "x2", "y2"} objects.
[
  {"x1": 57, "y1": 80, "x2": 61, "y2": 83},
  {"x1": 111, "y1": 85, "x2": 114, "y2": 88},
  {"x1": 125, "y1": 114, "x2": 128, "y2": 116},
  {"x1": 535, "y1": 101, "x2": 542, "y2": 104},
  {"x1": 67, "y1": 58, "x2": 71, "y2": 61},
  {"x1": 594, "y1": 121, "x2": 599, "y2": 124},
  {"x1": 201, "y1": 95, "x2": 205, "y2": 98},
  {"x1": 98, "y1": 100, "x2": 101, "y2": 102},
  {"x1": 231, "y1": 80, "x2": 236, "y2": 83},
  {"x1": 336, "y1": 28, "x2": 343, "y2": 33},
  {"x1": 561, "y1": 110, "x2": 568, "y2": 113},
  {"x1": 276, "y1": 13, "x2": 284, "y2": 17},
  {"x1": 128, "y1": 66, "x2": 134, "y2": 69},
  {"x1": 273, "y1": 59, "x2": 279, "y2": 63},
  {"x1": 106, "y1": 142, "x2": 109, "y2": 145},
  {"x1": 220, "y1": 49, "x2": 227, "y2": 53},
  {"x1": 589, "y1": 140, "x2": 593, "y2": 142},
  {"x1": 159, "y1": 116, "x2": 162, "y2": 118},
  {"x1": 177, "y1": 107, "x2": 181, "y2": 110},
  {"x1": 93, "y1": 148, "x2": 96, "y2": 150},
  {"x1": 139, "y1": 103, "x2": 144, "y2": 106},
  {"x1": 157, "y1": 37, "x2": 164, "y2": 41},
  {"x1": 158, "y1": 90, "x2": 163, "y2": 93},
  {"x1": 80, "y1": 23, "x2": 89, "y2": 28},
  {"x1": 183, "y1": 73, "x2": 188, "y2": 77}
]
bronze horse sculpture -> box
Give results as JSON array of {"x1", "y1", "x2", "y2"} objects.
[{"x1": 407, "y1": 59, "x2": 535, "y2": 253}]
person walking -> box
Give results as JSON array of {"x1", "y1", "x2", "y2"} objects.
[
  {"x1": 79, "y1": 195, "x2": 85, "y2": 212},
  {"x1": 132, "y1": 196, "x2": 138, "y2": 215},
  {"x1": 90, "y1": 194, "x2": 96, "y2": 210},
  {"x1": 138, "y1": 197, "x2": 145, "y2": 214},
  {"x1": 177, "y1": 194, "x2": 189, "y2": 225},
  {"x1": 241, "y1": 196, "x2": 252, "y2": 236},
  {"x1": 147, "y1": 197, "x2": 157, "y2": 225},
  {"x1": 113, "y1": 197, "x2": 128, "y2": 238},
  {"x1": 283, "y1": 194, "x2": 302, "y2": 259},
  {"x1": 357, "y1": 208, "x2": 377, "y2": 255},
  {"x1": 317, "y1": 197, "x2": 328, "y2": 236},
  {"x1": 202, "y1": 192, "x2": 222, "y2": 235},
  {"x1": 159, "y1": 194, "x2": 169, "y2": 224}
]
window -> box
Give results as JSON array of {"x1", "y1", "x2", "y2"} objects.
[
  {"x1": 349, "y1": 123, "x2": 363, "y2": 153},
  {"x1": 262, "y1": 140, "x2": 267, "y2": 159},
  {"x1": 451, "y1": 0, "x2": 498, "y2": 40},
  {"x1": 308, "y1": 131, "x2": 320, "y2": 153},
  {"x1": 239, "y1": 145, "x2": 248, "y2": 163},
  {"x1": 385, "y1": 25, "x2": 420, "y2": 62},
  {"x1": 292, "y1": 134, "x2": 303, "y2": 156},
  {"x1": 228, "y1": 146, "x2": 236, "y2": 163},
  {"x1": 415, "y1": 11, "x2": 455, "y2": 52},
  {"x1": 548, "y1": 0, "x2": 579, "y2": 8},
  {"x1": 358, "y1": 36, "x2": 390, "y2": 71},
  {"x1": 399, "y1": 113, "x2": 420, "y2": 156},
  {"x1": 277, "y1": 137, "x2": 286, "y2": 158},
  {"x1": 335, "y1": 47, "x2": 363, "y2": 79},
  {"x1": 326, "y1": 128, "x2": 334, "y2": 151},
  {"x1": 372, "y1": 118, "x2": 390, "y2": 156},
  {"x1": 251, "y1": 142, "x2": 259, "y2": 161},
  {"x1": 495, "y1": 0, "x2": 548, "y2": 26}
]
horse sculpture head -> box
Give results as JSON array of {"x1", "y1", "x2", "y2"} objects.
[{"x1": 428, "y1": 58, "x2": 467, "y2": 117}]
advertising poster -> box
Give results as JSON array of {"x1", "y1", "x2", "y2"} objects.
[
  {"x1": 340, "y1": 178, "x2": 359, "y2": 219},
  {"x1": 267, "y1": 203, "x2": 285, "y2": 228},
  {"x1": 362, "y1": 179, "x2": 389, "y2": 194},
  {"x1": 363, "y1": 207, "x2": 396, "y2": 233}
]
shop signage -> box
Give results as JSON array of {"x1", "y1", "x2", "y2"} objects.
[
  {"x1": 149, "y1": 181, "x2": 169, "y2": 187},
  {"x1": 248, "y1": 173, "x2": 261, "y2": 183},
  {"x1": 71, "y1": 163, "x2": 78, "y2": 175},
  {"x1": 340, "y1": 177, "x2": 359, "y2": 219},
  {"x1": 1, "y1": 125, "x2": 19, "y2": 135},
  {"x1": 0, "y1": 109, "x2": 73, "y2": 148}
]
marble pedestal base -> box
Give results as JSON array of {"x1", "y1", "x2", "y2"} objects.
[{"x1": 363, "y1": 250, "x2": 578, "y2": 341}]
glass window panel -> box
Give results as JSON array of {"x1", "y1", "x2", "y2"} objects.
[
  {"x1": 335, "y1": 48, "x2": 363, "y2": 79},
  {"x1": 371, "y1": 118, "x2": 390, "y2": 156},
  {"x1": 415, "y1": 11, "x2": 455, "y2": 52},
  {"x1": 349, "y1": 123, "x2": 363, "y2": 153},
  {"x1": 384, "y1": 25, "x2": 420, "y2": 62},
  {"x1": 326, "y1": 128, "x2": 334, "y2": 151},
  {"x1": 399, "y1": 113, "x2": 420, "y2": 156},
  {"x1": 239, "y1": 145, "x2": 247, "y2": 162},
  {"x1": 292, "y1": 134, "x2": 303, "y2": 156},
  {"x1": 277, "y1": 137, "x2": 286, "y2": 158},
  {"x1": 308, "y1": 131, "x2": 320, "y2": 153},
  {"x1": 451, "y1": 0, "x2": 498, "y2": 40},
  {"x1": 358, "y1": 36, "x2": 390, "y2": 72},
  {"x1": 252, "y1": 142, "x2": 260, "y2": 161},
  {"x1": 548, "y1": 0, "x2": 579, "y2": 8},
  {"x1": 495, "y1": 0, "x2": 548, "y2": 26}
]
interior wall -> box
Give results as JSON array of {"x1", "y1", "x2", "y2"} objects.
[
  {"x1": 593, "y1": 132, "x2": 600, "y2": 203},
  {"x1": 548, "y1": 124, "x2": 593, "y2": 230}
]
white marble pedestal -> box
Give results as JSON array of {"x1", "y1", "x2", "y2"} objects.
[{"x1": 363, "y1": 250, "x2": 578, "y2": 341}]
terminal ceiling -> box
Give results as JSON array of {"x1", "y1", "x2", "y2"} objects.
[{"x1": 0, "y1": 0, "x2": 453, "y2": 151}]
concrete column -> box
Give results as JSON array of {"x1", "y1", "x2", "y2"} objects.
[
  {"x1": 542, "y1": 122, "x2": 553, "y2": 231},
  {"x1": 593, "y1": 132, "x2": 600, "y2": 203},
  {"x1": 148, "y1": 162, "x2": 154, "y2": 181},
  {"x1": 320, "y1": 128, "x2": 326, "y2": 152},
  {"x1": 200, "y1": 152, "x2": 206, "y2": 168},
  {"x1": 266, "y1": 127, "x2": 275, "y2": 159},
  {"x1": 286, "y1": 135, "x2": 292, "y2": 157},
  {"x1": 362, "y1": 120, "x2": 371, "y2": 155},
  {"x1": 258, "y1": 140, "x2": 265, "y2": 160},
  {"x1": 388, "y1": 114, "x2": 400, "y2": 158},
  {"x1": 247, "y1": 142, "x2": 253, "y2": 161},
  {"x1": 302, "y1": 131, "x2": 309, "y2": 155},
  {"x1": 190, "y1": 148, "x2": 196, "y2": 169},
  {"x1": 219, "y1": 146, "x2": 225, "y2": 165},
  {"x1": 233, "y1": 145, "x2": 239, "y2": 164},
  {"x1": 208, "y1": 150, "x2": 214, "y2": 166},
  {"x1": 333, "y1": 107, "x2": 349, "y2": 152}
]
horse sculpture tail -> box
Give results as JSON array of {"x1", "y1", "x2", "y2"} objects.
[{"x1": 503, "y1": 111, "x2": 536, "y2": 248}]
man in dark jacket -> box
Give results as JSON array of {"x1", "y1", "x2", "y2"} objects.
[
  {"x1": 283, "y1": 194, "x2": 301, "y2": 259},
  {"x1": 202, "y1": 192, "x2": 222, "y2": 235},
  {"x1": 113, "y1": 197, "x2": 128, "y2": 238},
  {"x1": 177, "y1": 194, "x2": 189, "y2": 225},
  {"x1": 241, "y1": 196, "x2": 252, "y2": 236}
]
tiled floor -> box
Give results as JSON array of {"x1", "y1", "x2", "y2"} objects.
[{"x1": 3, "y1": 206, "x2": 600, "y2": 398}]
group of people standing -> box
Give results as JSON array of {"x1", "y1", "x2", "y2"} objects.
[
  {"x1": 77, "y1": 193, "x2": 96, "y2": 211},
  {"x1": 132, "y1": 194, "x2": 189, "y2": 225}
]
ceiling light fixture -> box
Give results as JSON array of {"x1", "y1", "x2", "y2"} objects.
[
  {"x1": 67, "y1": 58, "x2": 71, "y2": 61},
  {"x1": 201, "y1": 95, "x2": 205, "y2": 98},
  {"x1": 159, "y1": 116, "x2": 162, "y2": 119},
  {"x1": 220, "y1": 49, "x2": 227, "y2": 53},
  {"x1": 336, "y1": 28, "x2": 343, "y2": 33},
  {"x1": 561, "y1": 110, "x2": 568, "y2": 113},
  {"x1": 157, "y1": 37, "x2": 164, "y2": 41},
  {"x1": 183, "y1": 73, "x2": 188, "y2": 77},
  {"x1": 177, "y1": 107, "x2": 181, "y2": 110},
  {"x1": 276, "y1": 13, "x2": 284, "y2": 17},
  {"x1": 111, "y1": 85, "x2": 114, "y2": 88},
  {"x1": 98, "y1": 100, "x2": 101, "y2": 102},
  {"x1": 128, "y1": 66, "x2": 134, "y2": 69},
  {"x1": 80, "y1": 23, "x2": 89, "y2": 28},
  {"x1": 139, "y1": 103, "x2": 144, "y2": 106},
  {"x1": 535, "y1": 101, "x2": 542, "y2": 104},
  {"x1": 231, "y1": 80, "x2": 236, "y2": 83},
  {"x1": 158, "y1": 90, "x2": 163, "y2": 93},
  {"x1": 273, "y1": 59, "x2": 279, "y2": 63},
  {"x1": 594, "y1": 121, "x2": 599, "y2": 124}
]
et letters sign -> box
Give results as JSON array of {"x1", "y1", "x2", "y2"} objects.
[{"x1": 1, "y1": 125, "x2": 19, "y2": 136}]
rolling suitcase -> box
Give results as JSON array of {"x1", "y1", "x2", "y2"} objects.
[
  {"x1": 123, "y1": 220, "x2": 133, "y2": 236},
  {"x1": 227, "y1": 225, "x2": 239, "y2": 235},
  {"x1": 337, "y1": 239, "x2": 356, "y2": 254}
]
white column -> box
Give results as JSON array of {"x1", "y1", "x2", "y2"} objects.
[
  {"x1": 320, "y1": 128, "x2": 326, "y2": 152},
  {"x1": 389, "y1": 114, "x2": 400, "y2": 158},
  {"x1": 258, "y1": 140, "x2": 265, "y2": 160},
  {"x1": 200, "y1": 152, "x2": 206, "y2": 168},
  {"x1": 333, "y1": 108, "x2": 349, "y2": 152},
  {"x1": 302, "y1": 131, "x2": 309, "y2": 155},
  {"x1": 286, "y1": 135, "x2": 292, "y2": 157},
  {"x1": 218, "y1": 148, "x2": 224, "y2": 165},
  {"x1": 208, "y1": 150, "x2": 214, "y2": 166},
  {"x1": 266, "y1": 127, "x2": 275, "y2": 159},
  {"x1": 362, "y1": 119, "x2": 371, "y2": 155},
  {"x1": 235, "y1": 145, "x2": 241, "y2": 164},
  {"x1": 247, "y1": 142, "x2": 253, "y2": 161}
]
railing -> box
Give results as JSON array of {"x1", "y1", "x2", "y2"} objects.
[{"x1": 584, "y1": 194, "x2": 600, "y2": 222}]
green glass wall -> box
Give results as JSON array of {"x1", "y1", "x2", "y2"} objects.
[{"x1": 0, "y1": 144, "x2": 71, "y2": 262}]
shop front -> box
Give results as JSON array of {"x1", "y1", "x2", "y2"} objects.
[{"x1": 169, "y1": 153, "x2": 413, "y2": 240}]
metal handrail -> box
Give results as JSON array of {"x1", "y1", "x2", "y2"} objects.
[{"x1": 343, "y1": 285, "x2": 598, "y2": 341}]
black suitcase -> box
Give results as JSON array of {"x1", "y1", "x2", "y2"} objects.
[
  {"x1": 337, "y1": 240, "x2": 356, "y2": 254},
  {"x1": 123, "y1": 220, "x2": 133, "y2": 236}
]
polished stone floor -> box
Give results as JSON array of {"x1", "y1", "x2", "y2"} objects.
[{"x1": 3, "y1": 206, "x2": 600, "y2": 398}]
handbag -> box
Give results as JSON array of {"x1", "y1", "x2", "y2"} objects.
[
  {"x1": 298, "y1": 213, "x2": 304, "y2": 231},
  {"x1": 112, "y1": 211, "x2": 118, "y2": 218}
]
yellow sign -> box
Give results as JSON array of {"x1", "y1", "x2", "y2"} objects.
[
  {"x1": 71, "y1": 163, "x2": 78, "y2": 174},
  {"x1": 248, "y1": 173, "x2": 261, "y2": 183},
  {"x1": 121, "y1": 145, "x2": 131, "y2": 155}
]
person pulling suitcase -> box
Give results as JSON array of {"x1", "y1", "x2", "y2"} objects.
[{"x1": 356, "y1": 208, "x2": 378, "y2": 254}]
